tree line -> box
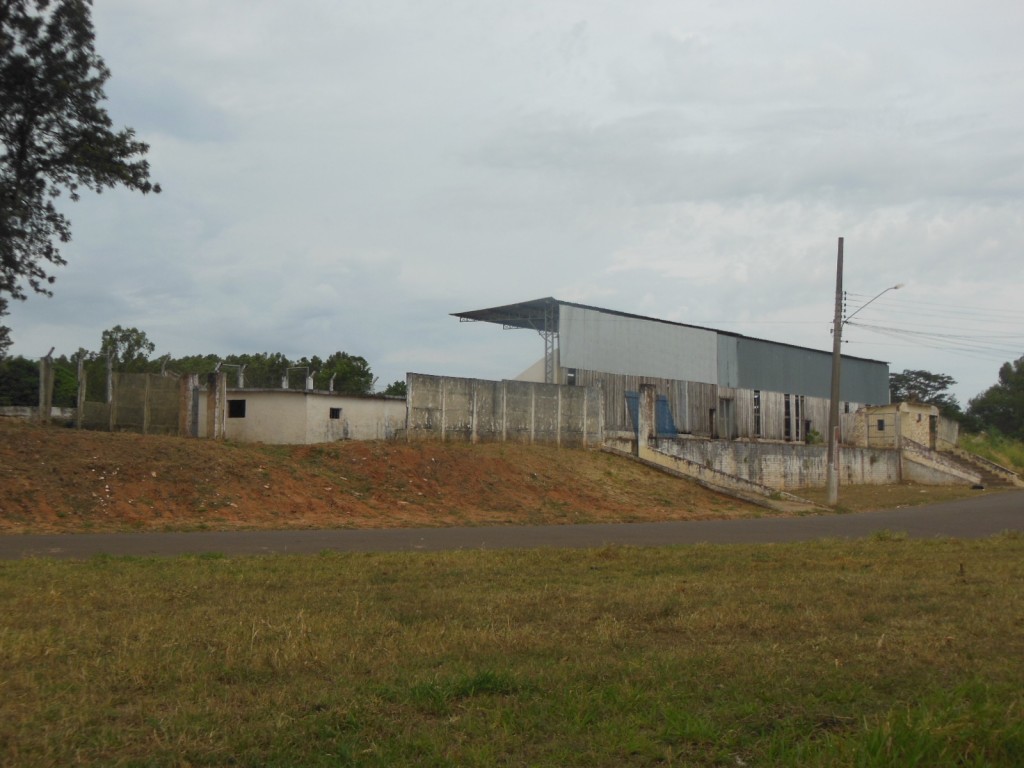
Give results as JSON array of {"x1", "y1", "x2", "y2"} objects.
[{"x1": 0, "y1": 325, "x2": 406, "y2": 408}]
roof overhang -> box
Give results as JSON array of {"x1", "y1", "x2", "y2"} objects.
[{"x1": 452, "y1": 297, "x2": 560, "y2": 332}]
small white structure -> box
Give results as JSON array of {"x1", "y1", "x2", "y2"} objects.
[{"x1": 199, "y1": 388, "x2": 406, "y2": 444}]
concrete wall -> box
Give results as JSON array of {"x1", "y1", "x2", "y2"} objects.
[
  {"x1": 199, "y1": 389, "x2": 405, "y2": 444},
  {"x1": 648, "y1": 436, "x2": 900, "y2": 490},
  {"x1": 406, "y1": 372, "x2": 602, "y2": 446},
  {"x1": 75, "y1": 372, "x2": 182, "y2": 435},
  {"x1": 846, "y1": 402, "x2": 949, "y2": 450},
  {"x1": 0, "y1": 406, "x2": 75, "y2": 421}
]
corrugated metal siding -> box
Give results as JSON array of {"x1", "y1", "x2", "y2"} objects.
[
  {"x1": 559, "y1": 304, "x2": 719, "y2": 384},
  {"x1": 717, "y1": 335, "x2": 740, "y2": 387},
  {"x1": 734, "y1": 337, "x2": 888, "y2": 403}
]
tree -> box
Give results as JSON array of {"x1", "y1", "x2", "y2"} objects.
[
  {"x1": 889, "y1": 369, "x2": 961, "y2": 415},
  {"x1": 310, "y1": 351, "x2": 375, "y2": 394},
  {"x1": 382, "y1": 380, "x2": 406, "y2": 397},
  {"x1": 1, "y1": 0, "x2": 158, "y2": 301},
  {"x1": 0, "y1": 354, "x2": 37, "y2": 405},
  {"x1": 100, "y1": 325, "x2": 154, "y2": 371},
  {"x1": 0, "y1": 297, "x2": 10, "y2": 357},
  {"x1": 966, "y1": 356, "x2": 1024, "y2": 440}
]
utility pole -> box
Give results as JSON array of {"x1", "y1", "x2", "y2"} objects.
[{"x1": 826, "y1": 237, "x2": 844, "y2": 505}]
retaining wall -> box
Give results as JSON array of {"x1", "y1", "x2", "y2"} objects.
[{"x1": 406, "y1": 373, "x2": 603, "y2": 446}]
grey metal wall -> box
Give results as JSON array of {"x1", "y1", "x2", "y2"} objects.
[
  {"x1": 733, "y1": 336, "x2": 888, "y2": 403},
  {"x1": 557, "y1": 303, "x2": 887, "y2": 404},
  {"x1": 559, "y1": 304, "x2": 719, "y2": 384}
]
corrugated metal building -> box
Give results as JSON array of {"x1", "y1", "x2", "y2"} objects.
[{"x1": 454, "y1": 297, "x2": 890, "y2": 441}]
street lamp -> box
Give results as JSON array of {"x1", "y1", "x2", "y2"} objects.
[
  {"x1": 844, "y1": 283, "x2": 904, "y2": 325},
  {"x1": 826, "y1": 237, "x2": 902, "y2": 505}
]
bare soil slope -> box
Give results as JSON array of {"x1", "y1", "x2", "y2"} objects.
[{"x1": 0, "y1": 419, "x2": 761, "y2": 533}]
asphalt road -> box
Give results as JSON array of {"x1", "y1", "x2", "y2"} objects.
[{"x1": 2, "y1": 491, "x2": 1021, "y2": 560}]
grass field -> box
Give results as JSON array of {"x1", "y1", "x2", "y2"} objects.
[{"x1": 3, "y1": 536, "x2": 1023, "y2": 766}]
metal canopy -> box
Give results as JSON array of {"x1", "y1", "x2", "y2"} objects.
[
  {"x1": 453, "y1": 297, "x2": 560, "y2": 383},
  {"x1": 452, "y1": 296, "x2": 561, "y2": 332}
]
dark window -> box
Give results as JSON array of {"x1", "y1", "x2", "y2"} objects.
[
  {"x1": 566, "y1": 368, "x2": 577, "y2": 385},
  {"x1": 228, "y1": 399, "x2": 246, "y2": 418},
  {"x1": 753, "y1": 390, "x2": 762, "y2": 437},
  {"x1": 844, "y1": 402, "x2": 850, "y2": 414},
  {"x1": 877, "y1": 419, "x2": 886, "y2": 431},
  {"x1": 329, "y1": 408, "x2": 341, "y2": 420}
]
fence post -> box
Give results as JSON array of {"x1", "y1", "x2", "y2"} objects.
[
  {"x1": 206, "y1": 372, "x2": 226, "y2": 439},
  {"x1": 470, "y1": 381, "x2": 478, "y2": 444},
  {"x1": 108, "y1": 372, "x2": 117, "y2": 432},
  {"x1": 143, "y1": 374, "x2": 152, "y2": 435},
  {"x1": 37, "y1": 350, "x2": 54, "y2": 424},
  {"x1": 76, "y1": 355, "x2": 86, "y2": 429},
  {"x1": 501, "y1": 380, "x2": 507, "y2": 443},
  {"x1": 556, "y1": 385, "x2": 562, "y2": 448}
]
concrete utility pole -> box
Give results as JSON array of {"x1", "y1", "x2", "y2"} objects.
[{"x1": 826, "y1": 237, "x2": 844, "y2": 505}]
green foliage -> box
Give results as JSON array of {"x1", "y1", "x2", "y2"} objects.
[
  {"x1": 889, "y1": 369, "x2": 961, "y2": 415},
  {"x1": 0, "y1": 354, "x2": 36, "y2": 405},
  {"x1": 383, "y1": 380, "x2": 407, "y2": 397},
  {"x1": 294, "y1": 351, "x2": 375, "y2": 394},
  {"x1": 0, "y1": 0, "x2": 159, "y2": 300},
  {"x1": 967, "y1": 356, "x2": 1024, "y2": 440},
  {"x1": 99, "y1": 325, "x2": 155, "y2": 372},
  {"x1": 0, "y1": 297, "x2": 10, "y2": 357},
  {"x1": 51, "y1": 357, "x2": 76, "y2": 406},
  {"x1": 163, "y1": 350, "x2": 378, "y2": 394}
]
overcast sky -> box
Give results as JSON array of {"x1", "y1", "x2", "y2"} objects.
[{"x1": 7, "y1": 0, "x2": 1024, "y2": 404}]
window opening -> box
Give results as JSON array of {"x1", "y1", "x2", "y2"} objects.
[
  {"x1": 753, "y1": 390, "x2": 762, "y2": 437},
  {"x1": 228, "y1": 399, "x2": 246, "y2": 418},
  {"x1": 329, "y1": 408, "x2": 342, "y2": 420}
]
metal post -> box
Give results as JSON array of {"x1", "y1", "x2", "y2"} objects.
[{"x1": 827, "y1": 237, "x2": 844, "y2": 505}]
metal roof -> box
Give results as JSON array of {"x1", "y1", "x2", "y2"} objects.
[{"x1": 452, "y1": 297, "x2": 889, "y2": 365}]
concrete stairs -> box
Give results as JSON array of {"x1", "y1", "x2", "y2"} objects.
[
  {"x1": 603, "y1": 444, "x2": 827, "y2": 515},
  {"x1": 938, "y1": 447, "x2": 1022, "y2": 488}
]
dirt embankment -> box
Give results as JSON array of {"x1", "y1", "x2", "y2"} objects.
[{"x1": 0, "y1": 419, "x2": 759, "y2": 534}]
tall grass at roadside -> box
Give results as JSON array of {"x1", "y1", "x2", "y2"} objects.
[
  {"x1": 2, "y1": 537, "x2": 1023, "y2": 766},
  {"x1": 960, "y1": 430, "x2": 1024, "y2": 474}
]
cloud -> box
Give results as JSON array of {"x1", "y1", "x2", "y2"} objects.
[{"x1": 5, "y1": 0, "x2": 1023, "y2": 406}]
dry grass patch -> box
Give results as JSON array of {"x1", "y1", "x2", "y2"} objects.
[{"x1": 2, "y1": 536, "x2": 1023, "y2": 766}]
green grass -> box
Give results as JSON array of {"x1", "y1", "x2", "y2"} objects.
[
  {"x1": 1, "y1": 537, "x2": 1023, "y2": 766},
  {"x1": 960, "y1": 431, "x2": 1024, "y2": 474}
]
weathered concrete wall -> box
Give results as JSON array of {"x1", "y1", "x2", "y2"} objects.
[
  {"x1": 0, "y1": 406, "x2": 74, "y2": 421},
  {"x1": 648, "y1": 436, "x2": 899, "y2": 490},
  {"x1": 305, "y1": 394, "x2": 403, "y2": 443},
  {"x1": 73, "y1": 372, "x2": 182, "y2": 435},
  {"x1": 222, "y1": 390, "x2": 307, "y2": 443},
  {"x1": 406, "y1": 373, "x2": 602, "y2": 446},
  {"x1": 199, "y1": 389, "x2": 405, "y2": 444}
]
